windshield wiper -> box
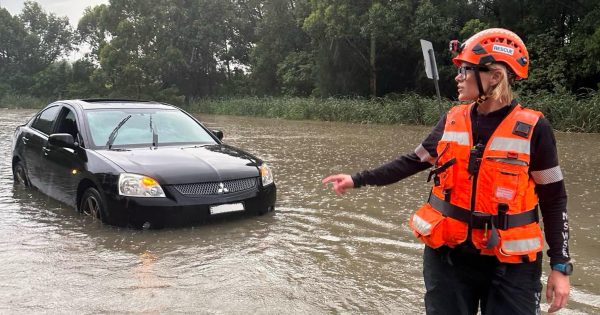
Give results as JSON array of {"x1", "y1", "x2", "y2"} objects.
[
  {"x1": 106, "y1": 115, "x2": 132, "y2": 149},
  {"x1": 180, "y1": 144, "x2": 211, "y2": 149},
  {"x1": 149, "y1": 115, "x2": 158, "y2": 148}
]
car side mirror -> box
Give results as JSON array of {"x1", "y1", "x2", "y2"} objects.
[
  {"x1": 212, "y1": 129, "x2": 223, "y2": 140},
  {"x1": 48, "y1": 133, "x2": 77, "y2": 149}
]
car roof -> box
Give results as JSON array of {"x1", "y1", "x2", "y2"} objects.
[{"x1": 61, "y1": 99, "x2": 178, "y2": 111}]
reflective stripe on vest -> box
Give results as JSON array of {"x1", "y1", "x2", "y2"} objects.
[
  {"x1": 412, "y1": 214, "x2": 432, "y2": 235},
  {"x1": 488, "y1": 136, "x2": 531, "y2": 154},
  {"x1": 440, "y1": 131, "x2": 470, "y2": 145},
  {"x1": 415, "y1": 144, "x2": 436, "y2": 164},
  {"x1": 502, "y1": 237, "x2": 542, "y2": 253}
]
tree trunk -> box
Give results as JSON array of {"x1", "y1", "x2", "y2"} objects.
[
  {"x1": 370, "y1": 25, "x2": 377, "y2": 98},
  {"x1": 369, "y1": 0, "x2": 378, "y2": 98}
]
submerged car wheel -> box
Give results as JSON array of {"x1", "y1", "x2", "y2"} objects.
[
  {"x1": 80, "y1": 188, "x2": 106, "y2": 222},
  {"x1": 13, "y1": 161, "x2": 30, "y2": 187}
]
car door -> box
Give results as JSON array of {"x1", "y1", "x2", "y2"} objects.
[
  {"x1": 24, "y1": 105, "x2": 61, "y2": 192},
  {"x1": 44, "y1": 106, "x2": 86, "y2": 207}
]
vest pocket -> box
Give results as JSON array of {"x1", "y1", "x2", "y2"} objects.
[
  {"x1": 443, "y1": 217, "x2": 468, "y2": 246},
  {"x1": 410, "y1": 203, "x2": 469, "y2": 248},
  {"x1": 410, "y1": 203, "x2": 445, "y2": 248},
  {"x1": 494, "y1": 223, "x2": 543, "y2": 263},
  {"x1": 494, "y1": 169, "x2": 519, "y2": 202},
  {"x1": 488, "y1": 158, "x2": 527, "y2": 209}
]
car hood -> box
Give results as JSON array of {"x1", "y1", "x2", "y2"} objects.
[{"x1": 97, "y1": 144, "x2": 261, "y2": 185}]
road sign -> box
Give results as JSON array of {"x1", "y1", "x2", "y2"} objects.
[
  {"x1": 420, "y1": 39, "x2": 439, "y2": 80},
  {"x1": 420, "y1": 39, "x2": 443, "y2": 116}
]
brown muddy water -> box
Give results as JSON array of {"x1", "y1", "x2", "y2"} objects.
[{"x1": 0, "y1": 108, "x2": 598, "y2": 314}]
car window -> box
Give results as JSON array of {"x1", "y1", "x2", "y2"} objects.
[
  {"x1": 85, "y1": 109, "x2": 217, "y2": 148},
  {"x1": 31, "y1": 106, "x2": 61, "y2": 135},
  {"x1": 55, "y1": 108, "x2": 82, "y2": 145}
]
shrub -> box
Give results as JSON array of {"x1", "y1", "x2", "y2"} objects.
[{"x1": 0, "y1": 93, "x2": 49, "y2": 109}]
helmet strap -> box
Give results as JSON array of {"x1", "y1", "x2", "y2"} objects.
[
  {"x1": 474, "y1": 70, "x2": 488, "y2": 105},
  {"x1": 476, "y1": 95, "x2": 488, "y2": 105}
]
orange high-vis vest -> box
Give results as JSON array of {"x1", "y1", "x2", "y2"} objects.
[{"x1": 410, "y1": 103, "x2": 543, "y2": 263}]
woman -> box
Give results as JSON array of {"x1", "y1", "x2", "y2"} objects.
[{"x1": 322, "y1": 28, "x2": 571, "y2": 314}]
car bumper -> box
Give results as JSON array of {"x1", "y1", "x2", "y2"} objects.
[{"x1": 103, "y1": 184, "x2": 276, "y2": 228}]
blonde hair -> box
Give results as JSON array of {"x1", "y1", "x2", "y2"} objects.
[{"x1": 487, "y1": 63, "x2": 514, "y2": 105}]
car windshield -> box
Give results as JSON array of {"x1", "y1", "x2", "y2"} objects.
[{"x1": 85, "y1": 109, "x2": 217, "y2": 148}]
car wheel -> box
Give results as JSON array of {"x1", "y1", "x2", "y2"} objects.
[
  {"x1": 79, "y1": 187, "x2": 106, "y2": 222},
  {"x1": 258, "y1": 206, "x2": 275, "y2": 215},
  {"x1": 13, "y1": 161, "x2": 30, "y2": 187}
]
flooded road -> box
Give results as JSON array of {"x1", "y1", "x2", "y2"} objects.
[{"x1": 1, "y1": 108, "x2": 599, "y2": 314}]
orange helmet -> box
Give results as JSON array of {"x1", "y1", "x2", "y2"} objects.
[{"x1": 450, "y1": 28, "x2": 529, "y2": 80}]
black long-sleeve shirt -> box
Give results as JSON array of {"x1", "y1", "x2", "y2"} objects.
[{"x1": 352, "y1": 102, "x2": 570, "y2": 265}]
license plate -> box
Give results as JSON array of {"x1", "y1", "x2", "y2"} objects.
[{"x1": 210, "y1": 203, "x2": 245, "y2": 215}]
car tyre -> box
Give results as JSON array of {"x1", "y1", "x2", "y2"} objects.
[
  {"x1": 258, "y1": 206, "x2": 274, "y2": 215},
  {"x1": 13, "y1": 161, "x2": 30, "y2": 187},
  {"x1": 80, "y1": 187, "x2": 106, "y2": 222}
]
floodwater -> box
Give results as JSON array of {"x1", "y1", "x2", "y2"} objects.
[{"x1": 1, "y1": 108, "x2": 598, "y2": 314}]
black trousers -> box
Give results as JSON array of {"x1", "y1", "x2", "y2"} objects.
[{"x1": 423, "y1": 244, "x2": 542, "y2": 315}]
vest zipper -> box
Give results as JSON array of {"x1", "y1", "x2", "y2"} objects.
[
  {"x1": 468, "y1": 168, "x2": 478, "y2": 242},
  {"x1": 468, "y1": 105, "x2": 480, "y2": 243}
]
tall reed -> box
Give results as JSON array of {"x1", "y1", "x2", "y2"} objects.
[
  {"x1": 2, "y1": 91, "x2": 597, "y2": 133},
  {"x1": 189, "y1": 92, "x2": 600, "y2": 133}
]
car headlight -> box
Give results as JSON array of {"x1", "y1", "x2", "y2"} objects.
[
  {"x1": 118, "y1": 173, "x2": 166, "y2": 197},
  {"x1": 259, "y1": 163, "x2": 274, "y2": 186}
]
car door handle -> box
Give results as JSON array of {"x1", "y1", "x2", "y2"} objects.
[
  {"x1": 22, "y1": 137, "x2": 29, "y2": 145},
  {"x1": 42, "y1": 147, "x2": 51, "y2": 155}
]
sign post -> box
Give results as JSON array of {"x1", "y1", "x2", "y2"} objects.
[{"x1": 420, "y1": 39, "x2": 443, "y2": 116}]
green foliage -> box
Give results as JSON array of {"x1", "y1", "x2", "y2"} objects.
[
  {"x1": 0, "y1": 93, "x2": 50, "y2": 109},
  {"x1": 0, "y1": 0, "x2": 599, "y2": 134},
  {"x1": 64, "y1": 59, "x2": 105, "y2": 98},
  {"x1": 302, "y1": 0, "x2": 375, "y2": 97},
  {"x1": 19, "y1": 1, "x2": 74, "y2": 65},
  {"x1": 77, "y1": 4, "x2": 110, "y2": 57},
  {"x1": 460, "y1": 19, "x2": 489, "y2": 39},
  {"x1": 521, "y1": 30, "x2": 570, "y2": 93},
  {"x1": 277, "y1": 51, "x2": 315, "y2": 96},
  {"x1": 30, "y1": 61, "x2": 71, "y2": 97},
  {"x1": 0, "y1": 2, "x2": 74, "y2": 95},
  {"x1": 77, "y1": 0, "x2": 250, "y2": 99},
  {"x1": 249, "y1": 0, "x2": 310, "y2": 95},
  {"x1": 522, "y1": 90, "x2": 600, "y2": 133},
  {"x1": 190, "y1": 94, "x2": 450, "y2": 125},
  {"x1": 188, "y1": 92, "x2": 600, "y2": 133}
]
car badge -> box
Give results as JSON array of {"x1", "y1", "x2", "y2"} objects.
[{"x1": 217, "y1": 182, "x2": 229, "y2": 194}]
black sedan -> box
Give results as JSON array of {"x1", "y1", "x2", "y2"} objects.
[{"x1": 11, "y1": 99, "x2": 276, "y2": 228}]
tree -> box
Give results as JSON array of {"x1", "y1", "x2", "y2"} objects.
[
  {"x1": 77, "y1": 4, "x2": 110, "y2": 60},
  {"x1": 277, "y1": 50, "x2": 315, "y2": 95},
  {"x1": 0, "y1": 8, "x2": 28, "y2": 94},
  {"x1": 78, "y1": 0, "x2": 258, "y2": 100},
  {"x1": 303, "y1": 0, "x2": 374, "y2": 97},
  {"x1": 0, "y1": 2, "x2": 74, "y2": 96},
  {"x1": 19, "y1": 1, "x2": 74, "y2": 71},
  {"x1": 248, "y1": 0, "x2": 311, "y2": 95},
  {"x1": 4, "y1": 0, "x2": 600, "y2": 102}
]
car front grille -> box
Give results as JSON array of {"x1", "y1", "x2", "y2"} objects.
[{"x1": 173, "y1": 177, "x2": 258, "y2": 196}]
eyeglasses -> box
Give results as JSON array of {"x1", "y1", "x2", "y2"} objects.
[{"x1": 457, "y1": 66, "x2": 489, "y2": 78}]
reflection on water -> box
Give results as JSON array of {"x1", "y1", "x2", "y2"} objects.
[{"x1": 0, "y1": 109, "x2": 598, "y2": 313}]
